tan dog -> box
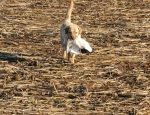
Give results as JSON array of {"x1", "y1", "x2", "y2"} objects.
[{"x1": 60, "y1": 0, "x2": 82, "y2": 63}]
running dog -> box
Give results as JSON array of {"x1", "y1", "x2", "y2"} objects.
[{"x1": 60, "y1": 0, "x2": 92, "y2": 63}]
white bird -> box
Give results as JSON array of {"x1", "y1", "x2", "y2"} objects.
[{"x1": 67, "y1": 37, "x2": 92, "y2": 54}]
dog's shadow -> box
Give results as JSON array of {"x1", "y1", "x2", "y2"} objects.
[{"x1": 0, "y1": 52, "x2": 26, "y2": 62}]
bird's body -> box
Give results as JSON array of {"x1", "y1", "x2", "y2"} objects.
[{"x1": 67, "y1": 37, "x2": 92, "y2": 54}]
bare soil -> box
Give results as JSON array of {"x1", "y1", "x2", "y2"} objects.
[{"x1": 0, "y1": 0, "x2": 150, "y2": 115}]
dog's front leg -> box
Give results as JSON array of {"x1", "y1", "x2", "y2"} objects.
[
  {"x1": 68, "y1": 53, "x2": 75, "y2": 64},
  {"x1": 71, "y1": 54, "x2": 76, "y2": 63},
  {"x1": 63, "y1": 50, "x2": 67, "y2": 59}
]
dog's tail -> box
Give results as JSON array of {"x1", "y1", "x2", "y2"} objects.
[{"x1": 65, "y1": 0, "x2": 74, "y2": 23}]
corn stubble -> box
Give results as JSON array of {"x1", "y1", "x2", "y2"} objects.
[{"x1": 0, "y1": 0, "x2": 150, "y2": 115}]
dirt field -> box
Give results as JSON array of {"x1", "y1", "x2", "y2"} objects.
[{"x1": 0, "y1": 0, "x2": 150, "y2": 115}]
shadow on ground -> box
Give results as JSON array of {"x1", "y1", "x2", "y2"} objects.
[{"x1": 0, "y1": 52, "x2": 26, "y2": 62}]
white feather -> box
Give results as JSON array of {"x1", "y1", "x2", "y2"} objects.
[{"x1": 67, "y1": 37, "x2": 92, "y2": 54}]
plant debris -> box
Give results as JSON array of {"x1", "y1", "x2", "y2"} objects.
[{"x1": 0, "y1": 0, "x2": 150, "y2": 115}]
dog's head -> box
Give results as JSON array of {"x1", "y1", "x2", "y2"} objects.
[{"x1": 65, "y1": 25, "x2": 82, "y2": 40}]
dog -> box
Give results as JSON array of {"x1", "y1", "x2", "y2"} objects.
[{"x1": 60, "y1": 0, "x2": 92, "y2": 63}]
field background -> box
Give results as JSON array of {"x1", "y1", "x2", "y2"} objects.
[{"x1": 0, "y1": 0, "x2": 150, "y2": 115}]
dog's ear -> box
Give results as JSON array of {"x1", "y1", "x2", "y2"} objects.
[
  {"x1": 78, "y1": 26, "x2": 82, "y2": 34},
  {"x1": 65, "y1": 27, "x2": 70, "y2": 34}
]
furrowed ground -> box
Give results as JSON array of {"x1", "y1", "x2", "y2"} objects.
[{"x1": 0, "y1": 0, "x2": 150, "y2": 115}]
